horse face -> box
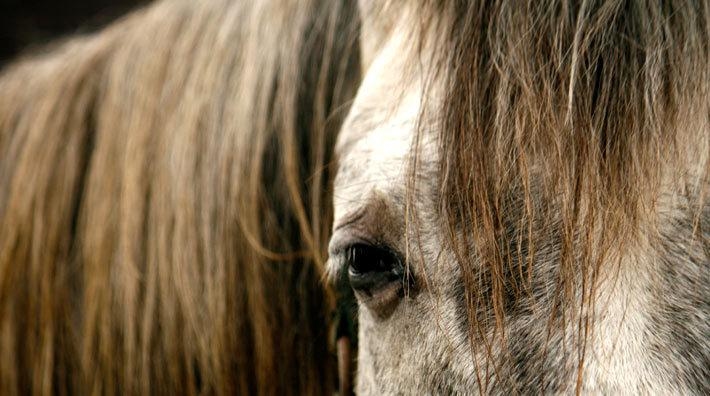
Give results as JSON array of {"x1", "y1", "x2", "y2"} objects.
[
  {"x1": 329, "y1": 2, "x2": 709, "y2": 395},
  {"x1": 328, "y1": 10, "x2": 476, "y2": 394}
]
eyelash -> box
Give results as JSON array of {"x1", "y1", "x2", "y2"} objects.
[{"x1": 344, "y1": 243, "x2": 403, "y2": 276}]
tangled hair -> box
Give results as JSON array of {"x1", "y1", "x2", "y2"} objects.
[
  {"x1": 405, "y1": 0, "x2": 708, "y2": 393},
  {"x1": 0, "y1": 0, "x2": 359, "y2": 394}
]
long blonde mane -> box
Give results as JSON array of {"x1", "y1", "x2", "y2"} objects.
[{"x1": 0, "y1": 0, "x2": 359, "y2": 394}]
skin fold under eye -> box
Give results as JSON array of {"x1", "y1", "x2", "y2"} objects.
[{"x1": 337, "y1": 243, "x2": 414, "y2": 318}]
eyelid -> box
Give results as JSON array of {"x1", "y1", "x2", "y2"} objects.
[
  {"x1": 328, "y1": 230, "x2": 374, "y2": 259},
  {"x1": 331, "y1": 206, "x2": 369, "y2": 236},
  {"x1": 328, "y1": 228, "x2": 407, "y2": 283},
  {"x1": 329, "y1": 193, "x2": 405, "y2": 278}
]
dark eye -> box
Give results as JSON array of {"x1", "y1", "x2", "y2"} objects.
[{"x1": 343, "y1": 243, "x2": 409, "y2": 298}]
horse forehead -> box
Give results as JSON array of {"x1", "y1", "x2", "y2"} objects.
[
  {"x1": 333, "y1": 96, "x2": 418, "y2": 225},
  {"x1": 333, "y1": 33, "x2": 424, "y2": 222}
]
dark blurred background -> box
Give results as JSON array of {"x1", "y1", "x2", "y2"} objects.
[{"x1": 0, "y1": 0, "x2": 148, "y2": 66}]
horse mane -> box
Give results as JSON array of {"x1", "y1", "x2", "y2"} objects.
[
  {"x1": 0, "y1": 0, "x2": 360, "y2": 394},
  {"x1": 403, "y1": 0, "x2": 708, "y2": 393}
]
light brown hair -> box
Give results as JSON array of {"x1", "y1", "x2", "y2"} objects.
[
  {"x1": 407, "y1": 0, "x2": 708, "y2": 393},
  {"x1": 0, "y1": 0, "x2": 359, "y2": 394}
]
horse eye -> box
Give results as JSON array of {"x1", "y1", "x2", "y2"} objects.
[{"x1": 344, "y1": 243, "x2": 407, "y2": 298}]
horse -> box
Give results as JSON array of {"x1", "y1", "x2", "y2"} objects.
[
  {"x1": 0, "y1": 0, "x2": 360, "y2": 394},
  {"x1": 1, "y1": 0, "x2": 708, "y2": 395},
  {"x1": 329, "y1": 0, "x2": 708, "y2": 394}
]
